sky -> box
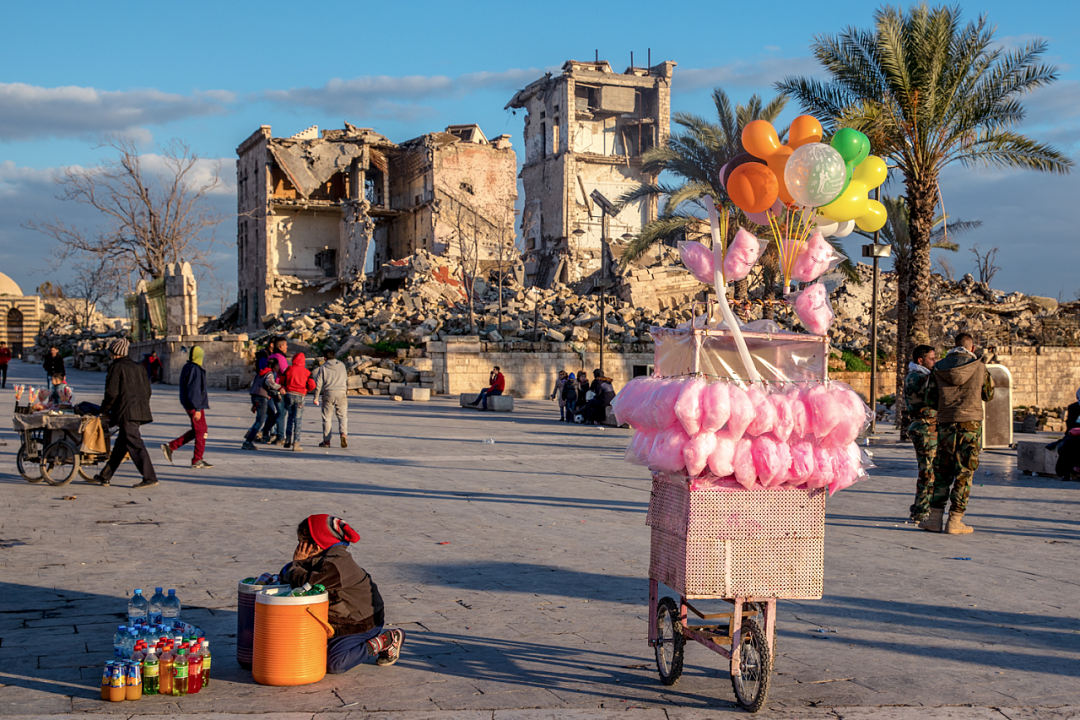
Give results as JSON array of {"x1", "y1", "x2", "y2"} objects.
[{"x1": 1, "y1": 0, "x2": 1077, "y2": 314}]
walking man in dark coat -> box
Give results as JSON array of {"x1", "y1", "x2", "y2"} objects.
[
  {"x1": 920, "y1": 333, "x2": 994, "y2": 534},
  {"x1": 86, "y1": 338, "x2": 159, "y2": 488}
]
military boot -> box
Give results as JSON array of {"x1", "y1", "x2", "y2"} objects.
[
  {"x1": 945, "y1": 511, "x2": 974, "y2": 534},
  {"x1": 918, "y1": 508, "x2": 944, "y2": 533}
]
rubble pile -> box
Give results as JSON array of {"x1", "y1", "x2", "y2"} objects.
[
  {"x1": 1015, "y1": 406, "x2": 1070, "y2": 434},
  {"x1": 33, "y1": 326, "x2": 126, "y2": 371},
  {"x1": 256, "y1": 250, "x2": 687, "y2": 352}
]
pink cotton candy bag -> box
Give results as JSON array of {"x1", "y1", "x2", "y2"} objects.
[
  {"x1": 674, "y1": 377, "x2": 707, "y2": 436},
  {"x1": 708, "y1": 429, "x2": 737, "y2": 478},
  {"x1": 744, "y1": 385, "x2": 777, "y2": 436},
  {"x1": 726, "y1": 384, "x2": 755, "y2": 440},
  {"x1": 723, "y1": 228, "x2": 763, "y2": 281},
  {"x1": 683, "y1": 431, "x2": 717, "y2": 477},
  {"x1": 700, "y1": 381, "x2": 731, "y2": 434},
  {"x1": 648, "y1": 426, "x2": 689, "y2": 473}
]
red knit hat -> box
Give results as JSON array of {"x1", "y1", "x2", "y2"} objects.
[{"x1": 305, "y1": 514, "x2": 360, "y2": 549}]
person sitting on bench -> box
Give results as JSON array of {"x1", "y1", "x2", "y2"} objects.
[{"x1": 468, "y1": 367, "x2": 505, "y2": 410}]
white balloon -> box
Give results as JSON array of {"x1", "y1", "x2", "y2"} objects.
[
  {"x1": 784, "y1": 143, "x2": 847, "y2": 208},
  {"x1": 832, "y1": 220, "x2": 856, "y2": 238},
  {"x1": 814, "y1": 218, "x2": 840, "y2": 236}
]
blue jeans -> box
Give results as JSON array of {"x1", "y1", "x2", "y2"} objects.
[
  {"x1": 474, "y1": 388, "x2": 502, "y2": 409},
  {"x1": 262, "y1": 395, "x2": 286, "y2": 440},
  {"x1": 285, "y1": 393, "x2": 305, "y2": 444},
  {"x1": 246, "y1": 396, "x2": 270, "y2": 442},
  {"x1": 326, "y1": 625, "x2": 383, "y2": 674}
]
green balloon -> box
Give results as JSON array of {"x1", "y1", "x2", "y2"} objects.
[{"x1": 831, "y1": 128, "x2": 870, "y2": 164}]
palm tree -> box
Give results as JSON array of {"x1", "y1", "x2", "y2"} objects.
[
  {"x1": 777, "y1": 4, "x2": 1072, "y2": 349},
  {"x1": 857, "y1": 196, "x2": 979, "y2": 432},
  {"x1": 616, "y1": 88, "x2": 853, "y2": 315}
]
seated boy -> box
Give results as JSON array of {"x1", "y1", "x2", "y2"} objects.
[
  {"x1": 47, "y1": 374, "x2": 74, "y2": 408},
  {"x1": 281, "y1": 514, "x2": 404, "y2": 673}
]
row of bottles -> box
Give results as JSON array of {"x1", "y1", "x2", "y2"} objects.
[
  {"x1": 128, "y1": 588, "x2": 181, "y2": 625},
  {"x1": 103, "y1": 636, "x2": 211, "y2": 700}
]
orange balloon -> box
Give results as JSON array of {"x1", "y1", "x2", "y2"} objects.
[
  {"x1": 767, "y1": 148, "x2": 794, "y2": 206},
  {"x1": 788, "y1": 115, "x2": 823, "y2": 149},
  {"x1": 727, "y1": 163, "x2": 779, "y2": 214},
  {"x1": 742, "y1": 120, "x2": 782, "y2": 160}
]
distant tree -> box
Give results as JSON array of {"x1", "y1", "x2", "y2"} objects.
[
  {"x1": 969, "y1": 244, "x2": 1001, "y2": 285},
  {"x1": 25, "y1": 134, "x2": 225, "y2": 285}
]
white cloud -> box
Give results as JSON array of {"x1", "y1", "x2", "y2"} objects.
[
  {"x1": 262, "y1": 67, "x2": 552, "y2": 121},
  {"x1": 0, "y1": 82, "x2": 234, "y2": 141},
  {"x1": 674, "y1": 56, "x2": 826, "y2": 94}
]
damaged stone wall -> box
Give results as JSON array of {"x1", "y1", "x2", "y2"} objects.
[{"x1": 507, "y1": 59, "x2": 675, "y2": 287}]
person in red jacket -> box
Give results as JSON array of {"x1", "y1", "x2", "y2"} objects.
[
  {"x1": 282, "y1": 352, "x2": 316, "y2": 451},
  {"x1": 0, "y1": 341, "x2": 11, "y2": 388},
  {"x1": 468, "y1": 366, "x2": 505, "y2": 410}
]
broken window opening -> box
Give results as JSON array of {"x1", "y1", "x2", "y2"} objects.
[
  {"x1": 315, "y1": 249, "x2": 337, "y2": 278},
  {"x1": 540, "y1": 122, "x2": 547, "y2": 159},
  {"x1": 365, "y1": 169, "x2": 386, "y2": 205}
]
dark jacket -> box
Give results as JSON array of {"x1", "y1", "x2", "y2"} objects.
[
  {"x1": 284, "y1": 544, "x2": 384, "y2": 637},
  {"x1": 562, "y1": 380, "x2": 578, "y2": 406},
  {"x1": 589, "y1": 377, "x2": 616, "y2": 407},
  {"x1": 179, "y1": 362, "x2": 209, "y2": 411},
  {"x1": 1067, "y1": 402, "x2": 1080, "y2": 432},
  {"x1": 100, "y1": 357, "x2": 153, "y2": 426},
  {"x1": 926, "y1": 349, "x2": 994, "y2": 424},
  {"x1": 43, "y1": 354, "x2": 65, "y2": 377},
  {"x1": 249, "y1": 368, "x2": 282, "y2": 400}
]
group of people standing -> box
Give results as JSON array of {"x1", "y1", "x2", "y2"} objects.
[
  {"x1": 550, "y1": 369, "x2": 616, "y2": 425},
  {"x1": 242, "y1": 337, "x2": 350, "y2": 452},
  {"x1": 904, "y1": 332, "x2": 994, "y2": 534}
]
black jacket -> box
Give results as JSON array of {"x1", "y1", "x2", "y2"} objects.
[
  {"x1": 43, "y1": 355, "x2": 66, "y2": 378},
  {"x1": 100, "y1": 357, "x2": 153, "y2": 425},
  {"x1": 562, "y1": 381, "x2": 578, "y2": 406},
  {"x1": 179, "y1": 362, "x2": 209, "y2": 411},
  {"x1": 284, "y1": 545, "x2": 384, "y2": 637},
  {"x1": 1067, "y1": 402, "x2": 1080, "y2": 432}
]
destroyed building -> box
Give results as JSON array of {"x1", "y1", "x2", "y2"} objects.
[
  {"x1": 235, "y1": 123, "x2": 516, "y2": 330},
  {"x1": 506, "y1": 59, "x2": 676, "y2": 287}
]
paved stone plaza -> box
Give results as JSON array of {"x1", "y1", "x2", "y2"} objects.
[{"x1": 0, "y1": 363, "x2": 1077, "y2": 720}]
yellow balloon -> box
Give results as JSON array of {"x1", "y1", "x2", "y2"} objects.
[
  {"x1": 855, "y1": 199, "x2": 888, "y2": 232},
  {"x1": 818, "y1": 180, "x2": 869, "y2": 222},
  {"x1": 852, "y1": 155, "x2": 888, "y2": 190}
]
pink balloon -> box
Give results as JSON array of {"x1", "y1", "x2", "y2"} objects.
[{"x1": 744, "y1": 198, "x2": 785, "y2": 225}]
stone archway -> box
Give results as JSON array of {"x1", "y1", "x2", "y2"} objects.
[{"x1": 6, "y1": 307, "x2": 23, "y2": 357}]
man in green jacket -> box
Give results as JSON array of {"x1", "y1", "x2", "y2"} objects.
[
  {"x1": 920, "y1": 333, "x2": 994, "y2": 535},
  {"x1": 904, "y1": 344, "x2": 937, "y2": 524}
]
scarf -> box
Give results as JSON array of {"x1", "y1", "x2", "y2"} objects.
[
  {"x1": 190, "y1": 346, "x2": 204, "y2": 367},
  {"x1": 907, "y1": 361, "x2": 931, "y2": 376}
]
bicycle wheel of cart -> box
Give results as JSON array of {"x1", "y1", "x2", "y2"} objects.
[
  {"x1": 77, "y1": 465, "x2": 96, "y2": 481},
  {"x1": 17, "y1": 444, "x2": 44, "y2": 483},
  {"x1": 654, "y1": 596, "x2": 685, "y2": 686},
  {"x1": 730, "y1": 618, "x2": 771, "y2": 712},
  {"x1": 41, "y1": 440, "x2": 80, "y2": 486}
]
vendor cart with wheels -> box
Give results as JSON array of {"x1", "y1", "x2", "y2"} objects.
[
  {"x1": 12, "y1": 409, "x2": 112, "y2": 486},
  {"x1": 639, "y1": 318, "x2": 835, "y2": 712}
]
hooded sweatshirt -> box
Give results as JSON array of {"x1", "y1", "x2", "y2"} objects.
[
  {"x1": 282, "y1": 353, "x2": 316, "y2": 395},
  {"x1": 313, "y1": 358, "x2": 348, "y2": 396},
  {"x1": 927, "y1": 348, "x2": 994, "y2": 424},
  {"x1": 179, "y1": 346, "x2": 209, "y2": 411}
]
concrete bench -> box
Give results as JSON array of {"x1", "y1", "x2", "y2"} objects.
[
  {"x1": 403, "y1": 387, "x2": 430, "y2": 402},
  {"x1": 1017, "y1": 440, "x2": 1060, "y2": 477},
  {"x1": 601, "y1": 406, "x2": 628, "y2": 428},
  {"x1": 459, "y1": 392, "x2": 514, "y2": 412}
]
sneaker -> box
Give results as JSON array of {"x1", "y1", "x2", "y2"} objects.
[
  {"x1": 191, "y1": 460, "x2": 213, "y2": 469},
  {"x1": 340, "y1": 436, "x2": 348, "y2": 449},
  {"x1": 284, "y1": 442, "x2": 293, "y2": 449},
  {"x1": 84, "y1": 475, "x2": 110, "y2": 486},
  {"x1": 133, "y1": 478, "x2": 160, "y2": 489},
  {"x1": 241, "y1": 441, "x2": 258, "y2": 451},
  {"x1": 161, "y1": 443, "x2": 174, "y2": 464},
  {"x1": 318, "y1": 440, "x2": 331, "y2": 448},
  {"x1": 376, "y1": 629, "x2": 405, "y2": 666},
  {"x1": 253, "y1": 432, "x2": 263, "y2": 442}
]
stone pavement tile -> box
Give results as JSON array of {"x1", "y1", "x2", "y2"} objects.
[
  {"x1": 335, "y1": 681, "x2": 445, "y2": 712},
  {"x1": 344, "y1": 712, "x2": 491, "y2": 720},
  {"x1": 833, "y1": 708, "x2": 1010, "y2": 719},
  {"x1": 999, "y1": 709, "x2": 1080, "y2": 720},
  {"x1": 493, "y1": 709, "x2": 665, "y2": 720},
  {"x1": 434, "y1": 688, "x2": 568, "y2": 711}
]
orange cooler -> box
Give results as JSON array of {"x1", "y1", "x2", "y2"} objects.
[
  {"x1": 237, "y1": 580, "x2": 290, "y2": 670},
  {"x1": 252, "y1": 588, "x2": 334, "y2": 686}
]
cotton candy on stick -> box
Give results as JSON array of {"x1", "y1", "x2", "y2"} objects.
[
  {"x1": 678, "y1": 241, "x2": 716, "y2": 284},
  {"x1": 683, "y1": 431, "x2": 717, "y2": 477},
  {"x1": 722, "y1": 228, "x2": 764, "y2": 281},
  {"x1": 793, "y1": 282, "x2": 835, "y2": 336},
  {"x1": 707, "y1": 429, "x2": 736, "y2": 478},
  {"x1": 699, "y1": 381, "x2": 731, "y2": 433},
  {"x1": 790, "y1": 231, "x2": 837, "y2": 283},
  {"x1": 674, "y1": 377, "x2": 707, "y2": 436},
  {"x1": 648, "y1": 426, "x2": 690, "y2": 473}
]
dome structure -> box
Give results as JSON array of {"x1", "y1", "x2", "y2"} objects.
[{"x1": 0, "y1": 272, "x2": 23, "y2": 297}]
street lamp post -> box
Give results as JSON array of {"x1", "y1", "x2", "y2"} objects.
[{"x1": 861, "y1": 187, "x2": 891, "y2": 435}]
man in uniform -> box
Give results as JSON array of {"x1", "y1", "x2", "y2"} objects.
[
  {"x1": 920, "y1": 333, "x2": 994, "y2": 534},
  {"x1": 904, "y1": 344, "x2": 937, "y2": 523}
]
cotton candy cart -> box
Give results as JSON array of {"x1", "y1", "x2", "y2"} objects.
[
  {"x1": 12, "y1": 408, "x2": 111, "y2": 486},
  {"x1": 640, "y1": 318, "x2": 834, "y2": 712}
]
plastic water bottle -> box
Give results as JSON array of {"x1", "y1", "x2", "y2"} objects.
[
  {"x1": 161, "y1": 589, "x2": 181, "y2": 623},
  {"x1": 128, "y1": 589, "x2": 149, "y2": 624},
  {"x1": 113, "y1": 626, "x2": 128, "y2": 659},
  {"x1": 125, "y1": 630, "x2": 138, "y2": 658},
  {"x1": 149, "y1": 588, "x2": 166, "y2": 624}
]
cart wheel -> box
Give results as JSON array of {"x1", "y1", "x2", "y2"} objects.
[
  {"x1": 17, "y1": 445, "x2": 44, "y2": 483},
  {"x1": 41, "y1": 441, "x2": 80, "y2": 486},
  {"x1": 77, "y1": 466, "x2": 96, "y2": 482},
  {"x1": 730, "y1": 618, "x2": 772, "y2": 713},
  {"x1": 654, "y1": 596, "x2": 685, "y2": 686}
]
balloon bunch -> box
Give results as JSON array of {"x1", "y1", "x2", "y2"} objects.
[{"x1": 719, "y1": 117, "x2": 889, "y2": 238}]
